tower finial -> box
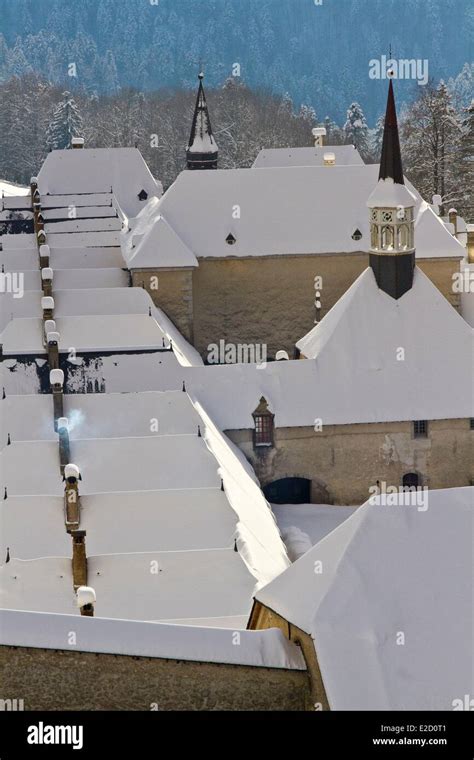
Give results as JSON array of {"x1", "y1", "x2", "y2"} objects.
[{"x1": 186, "y1": 71, "x2": 218, "y2": 170}]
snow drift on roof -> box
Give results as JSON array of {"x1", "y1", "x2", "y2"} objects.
[{"x1": 252, "y1": 145, "x2": 364, "y2": 168}]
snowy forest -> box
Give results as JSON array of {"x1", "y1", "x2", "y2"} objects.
[{"x1": 0, "y1": 73, "x2": 472, "y2": 219}]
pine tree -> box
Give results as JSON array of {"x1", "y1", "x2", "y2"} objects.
[
  {"x1": 371, "y1": 114, "x2": 385, "y2": 162},
  {"x1": 46, "y1": 91, "x2": 84, "y2": 150},
  {"x1": 343, "y1": 102, "x2": 370, "y2": 160}
]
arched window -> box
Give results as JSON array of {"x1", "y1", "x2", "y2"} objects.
[
  {"x1": 371, "y1": 224, "x2": 379, "y2": 249},
  {"x1": 402, "y1": 472, "x2": 420, "y2": 489},
  {"x1": 398, "y1": 224, "x2": 410, "y2": 250},
  {"x1": 381, "y1": 225, "x2": 394, "y2": 250}
]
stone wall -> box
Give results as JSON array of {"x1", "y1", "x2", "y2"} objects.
[
  {"x1": 132, "y1": 254, "x2": 461, "y2": 361},
  {"x1": 227, "y1": 418, "x2": 473, "y2": 505},
  {"x1": 0, "y1": 646, "x2": 311, "y2": 711}
]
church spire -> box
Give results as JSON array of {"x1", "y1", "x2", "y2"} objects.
[
  {"x1": 186, "y1": 72, "x2": 218, "y2": 170},
  {"x1": 378, "y1": 78, "x2": 404, "y2": 185},
  {"x1": 367, "y1": 78, "x2": 417, "y2": 300}
]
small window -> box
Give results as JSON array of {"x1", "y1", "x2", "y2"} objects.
[
  {"x1": 470, "y1": 419, "x2": 474, "y2": 430},
  {"x1": 413, "y1": 420, "x2": 428, "y2": 438},
  {"x1": 351, "y1": 228, "x2": 362, "y2": 241},
  {"x1": 138, "y1": 189, "x2": 148, "y2": 201},
  {"x1": 226, "y1": 233, "x2": 236, "y2": 245},
  {"x1": 252, "y1": 396, "x2": 274, "y2": 447},
  {"x1": 402, "y1": 472, "x2": 420, "y2": 489}
]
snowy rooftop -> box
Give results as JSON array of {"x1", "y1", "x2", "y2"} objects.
[
  {"x1": 252, "y1": 144, "x2": 364, "y2": 168},
  {"x1": 125, "y1": 164, "x2": 463, "y2": 266},
  {"x1": 37, "y1": 148, "x2": 163, "y2": 217},
  {"x1": 0, "y1": 391, "x2": 289, "y2": 626},
  {"x1": 255, "y1": 486, "x2": 474, "y2": 710}
]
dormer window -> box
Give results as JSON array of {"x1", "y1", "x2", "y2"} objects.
[
  {"x1": 252, "y1": 397, "x2": 274, "y2": 448},
  {"x1": 226, "y1": 233, "x2": 236, "y2": 245},
  {"x1": 351, "y1": 228, "x2": 362, "y2": 241},
  {"x1": 138, "y1": 189, "x2": 148, "y2": 201}
]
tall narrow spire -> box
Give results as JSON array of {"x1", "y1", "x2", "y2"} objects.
[
  {"x1": 186, "y1": 72, "x2": 218, "y2": 170},
  {"x1": 367, "y1": 78, "x2": 417, "y2": 300},
  {"x1": 378, "y1": 78, "x2": 404, "y2": 185}
]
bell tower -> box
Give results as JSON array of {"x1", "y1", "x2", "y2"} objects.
[
  {"x1": 367, "y1": 78, "x2": 416, "y2": 299},
  {"x1": 186, "y1": 72, "x2": 218, "y2": 170}
]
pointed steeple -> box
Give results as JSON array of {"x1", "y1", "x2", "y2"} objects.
[
  {"x1": 367, "y1": 78, "x2": 417, "y2": 300},
  {"x1": 187, "y1": 72, "x2": 218, "y2": 170},
  {"x1": 378, "y1": 79, "x2": 404, "y2": 185}
]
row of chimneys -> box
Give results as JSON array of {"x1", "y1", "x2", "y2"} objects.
[{"x1": 30, "y1": 178, "x2": 94, "y2": 617}]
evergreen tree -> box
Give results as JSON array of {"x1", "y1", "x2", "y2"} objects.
[
  {"x1": 46, "y1": 91, "x2": 84, "y2": 150},
  {"x1": 343, "y1": 102, "x2": 370, "y2": 160},
  {"x1": 371, "y1": 114, "x2": 385, "y2": 162}
]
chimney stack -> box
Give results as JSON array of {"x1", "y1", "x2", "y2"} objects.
[
  {"x1": 71, "y1": 529, "x2": 87, "y2": 589},
  {"x1": 323, "y1": 152, "x2": 336, "y2": 166},
  {"x1": 41, "y1": 296, "x2": 55, "y2": 322},
  {"x1": 448, "y1": 208, "x2": 458, "y2": 237},
  {"x1": 47, "y1": 331, "x2": 60, "y2": 369},
  {"x1": 39, "y1": 244, "x2": 50, "y2": 269},
  {"x1": 58, "y1": 417, "x2": 71, "y2": 473},
  {"x1": 76, "y1": 586, "x2": 95, "y2": 617},
  {"x1": 71, "y1": 137, "x2": 84, "y2": 149},
  {"x1": 41, "y1": 266, "x2": 53, "y2": 296},
  {"x1": 64, "y1": 463, "x2": 81, "y2": 530},
  {"x1": 30, "y1": 176, "x2": 39, "y2": 209},
  {"x1": 50, "y1": 368, "x2": 64, "y2": 425},
  {"x1": 312, "y1": 127, "x2": 326, "y2": 147}
]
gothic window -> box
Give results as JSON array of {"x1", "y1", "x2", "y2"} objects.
[
  {"x1": 381, "y1": 225, "x2": 394, "y2": 249},
  {"x1": 382, "y1": 210, "x2": 393, "y2": 223},
  {"x1": 398, "y1": 224, "x2": 410, "y2": 250},
  {"x1": 371, "y1": 224, "x2": 379, "y2": 249},
  {"x1": 252, "y1": 397, "x2": 274, "y2": 447},
  {"x1": 371, "y1": 209, "x2": 378, "y2": 222}
]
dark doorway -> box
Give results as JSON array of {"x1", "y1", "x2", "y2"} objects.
[
  {"x1": 263, "y1": 477, "x2": 311, "y2": 504},
  {"x1": 402, "y1": 472, "x2": 420, "y2": 489}
]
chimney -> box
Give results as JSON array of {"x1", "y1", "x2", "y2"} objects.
[
  {"x1": 312, "y1": 127, "x2": 326, "y2": 147},
  {"x1": 30, "y1": 176, "x2": 39, "y2": 209},
  {"x1": 71, "y1": 137, "x2": 84, "y2": 149},
  {"x1": 47, "y1": 331, "x2": 60, "y2": 369},
  {"x1": 448, "y1": 208, "x2": 458, "y2": 237},
  {"x1": 58, "y1": 417, "x2": 71, "y2": 473},
  {"x1": 323, "y1": 152, "x2": 336, "y2": 166},
  {"x1": 41, "y1": 266, "x2": 53, "y2": 296},
  {"x1": 39, "y1": 244, "x2": 50, "y2": 269},
  {"x1": 71, "y1": 529, "x2": 87, "y2": 589},
  {"x1": 37, "y1": 230, "x2": 46, "y2": 249},
  {"x1": 35, "y1": 213, "x2": 45, "y2": 234},
  {"x1": 76, "y1": 586, "x2": 96, "y2": 617},
  {"x1": 44, "y1": 319, "x2": 56, "y2": 347},
  {"x1": 41, "y1": 296, "x2": 55, "y2": 321},
  {"x1": 64, "y1": 463, "x2": 81, "y2": 530},
  {"x1": 50, "y1": 368, "x2": 64, "y2": 425}
]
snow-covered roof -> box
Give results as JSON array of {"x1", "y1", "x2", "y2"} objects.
[
  {"x1": 38, "y1": 148, "x2": 162, "y2": 217},
  {"x1": 1, "y1": 246, "x2": 125, "y2": 271},
  {"x1": 0, "y1": 179, "x2": 29, "y2": 197},
  {"x1": 122, "y1": 197, "x2": 198, "y2": 269},
  {"x1": 252, "y1": 145, "x2": 364, "y2": 168},
  {"x1": 1, "y1": 313, "x2": 166, "y2": 355},
  {"x1": 20, "y1": 268, "x2": 129, "y2": 291},
  {"x1": 0, "y1": 609, "x2": 305, "y2": 668},
  {"x1": 255, "y1": 486, "x2": 474, "y2": 710},
  {"x1": 367, "y1": 176, "x2": 417, "y2": 208},
  {"x1": 138, "y1": 165, "x2": 461, "y2": 263},
  {"x1": 414, "y1": 202, "x2": 467, "y2": 258},
  {"x1": 0, "y1": 390, "x2": 289, "y2": 626}
]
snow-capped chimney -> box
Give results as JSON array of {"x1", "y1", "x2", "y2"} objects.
[
  {"x1": 448, "y1": 208, "x2": 458, "y2": 236},
  {"x1": 71, "y1": 137, "x2": 84, "y2": 149},
  {"x1": 44, "y1": 319, "x2": 56, "y2": 347},
  {"x1": 312, "y1": 127, "x2": 326, "y2": 147},
  {"x1": 432, "y1": 194, "x2": 442, "y2": 216},
  {"x1": 50, "y1": 368, "x2": 64, "y2": 425},
  {"x1": 39, "y1": 244, "x2": 50, "y2": 269},
  {"x1": 41, "y1": 296, "x2": 55, "y2": 321},
  {"x1": 64, "y1": 463, "x2": 81, "y2": 530},
  {"x1": 76, "y1": 586, "x2": 95, "y2": 617},
  {"x1": 41, "y1": 266, "x2": 53, "y2": 296},
  {"x1": 30, "y1": 176, "x2": 39, "y2": 209},
  {"x1": 323, "y1": 152, "x2": 336, "y2": 166},
  {"x1": 71, "y1": 529, "x2": 87, "y2": 591}
]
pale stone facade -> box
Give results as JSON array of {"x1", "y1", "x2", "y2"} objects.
[
  {"x1": 227, "y1": 418, "x2": 473, "y2": 505},
  {"x1": 132, "y1": 254, "x2": 461, "y2": 361}
]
